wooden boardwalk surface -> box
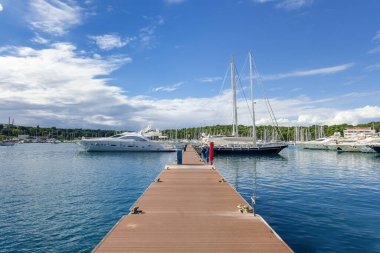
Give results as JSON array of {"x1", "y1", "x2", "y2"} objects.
[{"x1": 93, "y1": 146, "x2": 293, "y2": 253}]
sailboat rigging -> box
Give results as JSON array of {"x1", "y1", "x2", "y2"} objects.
[{"x1": 206, "y1": 51, "x2": 288, "y2": 155}]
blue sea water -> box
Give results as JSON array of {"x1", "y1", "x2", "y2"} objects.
[{"x1": 0, "y1": 144, "x2": 379, "y2": 252}]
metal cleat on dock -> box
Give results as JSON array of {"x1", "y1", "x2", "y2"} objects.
[
  {"x1": 219, "y1": 178, "x2": 227, "y2": 183},
  {"x1": 237, "y1": 204, "x2": 253, "y2": 213},
  {"x1": 130, "y1": 206, "x2": 143, "y2": 214}
]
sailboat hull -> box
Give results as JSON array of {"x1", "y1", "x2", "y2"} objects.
[{"x1": 214, "y1": 145, "x2": 288, "y2": 155}]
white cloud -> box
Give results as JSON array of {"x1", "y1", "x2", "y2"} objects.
[
  {"x1": 88, "y1": 34, "x2": 135, "y2": 50},
  {"x1": 294, "y1": 105, "x2": 380, "y2": 126},
  {"x1": 0, "y1": 43, "x2": 133, "y2": 128},
  {"x1": 373, "y1": 30, "x2": 380, "y2": 42},
  {"x1": 369, "y1": 30, "x2": 380, "y2": 54},
  {"x1": 139, "y1": 16, "x2": 164, "y2": 48},
  {"x1": 165, "y1": 0, "x2": 186, "y2": 5},
  {"x1": 31, "y1": 34, "x2": 49, "y2": 44},
  {"x1": 0, "y1": 44, "x2": 378, "y2": 130},
  {"x1": 0, "y1": 3, "x2": 3, "y2": 12},
  {"x1": 84, "y1": 115, "x2": 122, "y2": 126},
  {"x1": 197, "y1": 77, "x2": 223, "y2": 83},
  {"x1": 365, "y1": 64, "x2": 380, "y2": 72},
  {"x1": 153, "y1": 82, "x2": 183, "y2": 92},
  {"x1": 263, "y1": 63, "x2": 354, "y2": 80},
  {"x1": 326, "y1": 106, "x2": 380, "y2": 125},
  {"x1": 369, "y1": 46, "x2": 380, "y2": 54},
  {"x1": 253, "y1": 0, "x2": 313, "y2": 10},
  {"x1": 253, "y1": 0, "x2": 274, "y2": 3},
  {"x1": 28, "y1": 0, "x2": 82, "y2": 36},
  {"x1": 276, "y1": 0, "x2": 313, "y2": 10}
]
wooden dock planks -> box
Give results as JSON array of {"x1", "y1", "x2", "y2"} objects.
[
  {"x1": 93, "y1": 146, "x2": 293, "y2": 253},
  {"x1": 181, "y1": 146, "x2": 205, "y2": 165}
]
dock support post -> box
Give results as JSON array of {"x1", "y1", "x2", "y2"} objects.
[
  {"x1": 209, "y1": 142, "x2": 214, "y2": 165},
  {"x1": 177, "y1": 149, "x2": 182, "y2": 165},
  {"x1": 251, "y1": 196, "x2": 256, "y2": 216}
]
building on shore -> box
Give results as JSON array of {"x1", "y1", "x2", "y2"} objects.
[{"x1": 343, "y1": 127, "x2": 376, "y2": 138}]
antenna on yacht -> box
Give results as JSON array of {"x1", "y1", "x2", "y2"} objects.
[
  {"x1": 249, "y1": 50, "x2": 257, "y2": 147},
  {"x1": 231, "y1": 56, "x2": 238, "y2": 137}
]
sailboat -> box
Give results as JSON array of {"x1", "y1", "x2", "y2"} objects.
[{"x1": 208, "y1": 51, "x2": 288, "y2": 155}]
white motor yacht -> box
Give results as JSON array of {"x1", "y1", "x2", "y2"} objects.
[
  {"x1": 297, "y1": 138, "x2": 335, "y2": 150},
  {"x1": 78, "y1": 131, "x2": 176, "y2": 152},
  {"x1": 334, "y1": 137, "x2": 380, "y2": 153}
]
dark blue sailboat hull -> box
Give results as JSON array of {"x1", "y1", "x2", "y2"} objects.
[{"x1": 214, "y1": 145, "x2": 288, "y2": 155}]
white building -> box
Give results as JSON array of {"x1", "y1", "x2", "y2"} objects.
[
  {"x1": 17, "y1": 135, "x2": 30, "y2": 140},
  {"x1": 343, "y1": 127, "x2": 376, "y2": 138}
]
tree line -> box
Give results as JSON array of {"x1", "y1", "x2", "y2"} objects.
[
  {"x1": 0, "y1": 124, "x2": 118, "y2": 141},
  {"x1": 1, "y1": 121, "x2": 379, "y2": 141},
  {"x1": 162, "y1": 121, "x2": 380, "y2": 141}
]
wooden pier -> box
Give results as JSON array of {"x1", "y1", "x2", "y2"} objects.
[{"x1": 93, "y1": 146, "x2": 293, "y2": 253}]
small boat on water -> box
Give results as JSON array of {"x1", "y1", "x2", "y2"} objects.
[
  {"x1": 78, "y1": 130, "x2": 176, "y2": 152},
  {"x1": 0, "y1": 140, "x2": 15, "y2": 146}
]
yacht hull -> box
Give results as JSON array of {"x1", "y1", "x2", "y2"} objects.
[
  {"x1": 78, "y1": 140, "x2": 175, "y2": 152},
  {"x1": 0, "y1": 142, "x2": 15, "y2": 146},
  {"x1": 298, "y1": 143, "x2": 328, "y2": 150},
  {"x1": 368, "y1": 145, "x2": 380, "y2": 153},
  {"x1": 213, "y1": 145, "x2": 288, "y2": 155},
  {"x1": 336, "y1": 144, "x2": 375, "y2": 153}
]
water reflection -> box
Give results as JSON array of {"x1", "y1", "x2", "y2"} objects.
[
  {"x1": 1, "y1": 144, "x2": 379, "y2": 252},
  {"x1": 214, "y1": 148, "x2": 380, "y2": 253}
]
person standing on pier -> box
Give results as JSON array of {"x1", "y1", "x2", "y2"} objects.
[
  {"x1": 205, "y1": 145, "x2": 209, "y2": 163},
  {"x1": 200, "y1": 145, "x2": 209, "y2": 163}
]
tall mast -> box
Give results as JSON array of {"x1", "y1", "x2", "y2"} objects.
[
  {"x1": 249, "y1": 51, "x2": 257, "y2": 147},
  {"x1": 231, "y1": 56, "x2": 238, "y2": 137}
]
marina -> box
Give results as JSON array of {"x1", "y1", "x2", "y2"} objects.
[
  {"x1": 1, "y1": 2, "x2": 380, "y2": 252},
  {"x1": 0, "y1": 143, "x2": 379, "y2": 252}
]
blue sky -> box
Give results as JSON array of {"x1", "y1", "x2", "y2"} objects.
[{"x1": 0, "y1": 0, "x2": 380, "y2": 130}]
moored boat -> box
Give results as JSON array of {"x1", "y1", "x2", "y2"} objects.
[
  {"x1": 0, "y1": 140, "x2": 15, "y2": 146},
  {"x1": 78, "y1": 131, "x2": 176, "y2": 152},
  {"x1": 213, "y1": 143, "x2": 288, "y2": 154},
  {"x1": 297, "y1": 138, "x2": 335, "y2": 150},
  {"x1": 210, "y1": 51, "x2": 287, "y2": 155}
]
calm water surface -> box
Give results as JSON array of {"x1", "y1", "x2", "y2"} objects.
[{"x1": 0, "y1": 144, "x2": 379, "y2": 252}]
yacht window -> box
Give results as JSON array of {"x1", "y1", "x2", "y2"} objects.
[
  {"x1": 111, "y1": 134, "x2": 124, "y2": 138},
  {"x1": 120, "y1": 136, "x2": 147, "y2": 141}
]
